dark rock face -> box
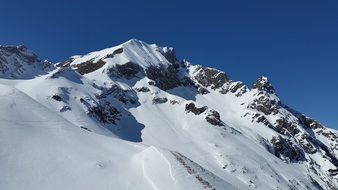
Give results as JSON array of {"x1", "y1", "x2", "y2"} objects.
[
  {"x1": 248, "y1": 95, "x2": 281, "y2": 115},
  {"x1": 298, "y1": 134, "x2": 317, "y2": 154},
  {"x1": 275, "y1": 118, "x2": 300, "y2": 136},
  {"x1": 252, "y1": 112, "x2": 319, "y2": 157},
  {"x1": 104, "y1": 47, "x2": 124, "y2": 58},
  {"x1": 51, "y1": 94, "x2": 62, "y2": 101},
  {"x1": 148, "y1": 81, "x2": 155, "y2": 86},
  {"x1": 220, "y1": 81, "x2": 247, "y2": 97},
  {"x1": 61, "y1": 56, "x2": 77, "y2": 68},
  {"x1": 252, "y1": 113, "x2": 274, "y2": 129},
  {"x1": 253, "y1": 76, "x2": 276, "y2": 94},
  {"x1": 247, "y1": 88, "x2": 338, "y2": 167},
  {"x1": 0, "y1": 60, "x2": 8, "y2": 74},
  {"x1": 193, "y1": 67, "x2": 229, "y2": 89},
  {"x1": 252, "y1": 112, "x2": 336, "y2": 163},
  {"x1": 76, "y1": 59, "x2": 106, "y2": 75},
  {"x1": 145, "y1": 64, "x2": 182, "y2": 90},
  {"x1": 95, "y1": 84, "x2": 137, "y2": 105},
  {"x1": 180, "y1": 76, "x2": 195, "y2": 87},
  {"x1": 253, "y1": 113, "x2": 302, "y2": 137},
  {"x1": 196, "y1": 85, "x2": 210, "y2": 95},
  {"x1": 206, "y1": 110, "x2": 224, "y2": 126},
  {"x1": 80, "y1": 126, "x2": 92, "y2": 132},
  {"x1": 135, "y1": 86, "x2": 150, "y2": 92},
  {"x1": 328, "y1": 168, "x2": 338, "y2": 176},
  {"x1": 255, "y1": 114, "x2": 268, "y2": 123},
  {"x1": 159, "y1": 47, "x2": 177, "y2": 64},
  {"x1": 152, "y1": 97, "x2": 168, "y2": 104},
  {"x1": 0, "y1": 45, "x2": 38, "y2": 65},
  {"x1": 170, "y1": 100, "x2": 179, "y2": 105},
  {"x1": 258, "y1": 136, "x2": 275, "y2": 154},
  {"x1": 113, "y1": 47, "x2": 124, "y2": 55},
  {"x1": 0, "y1": 45, "x2": 53, "y2": 78},
  {"x1": 185, "y1": 103, "x2": 207, "y2": 115},
  {"x1": 108, "y1": 61, "x2": 143, "y2": 79},
  {"x1": 299, "y1": 115, "x2": 324, "y2": 130},
  {"x1": 185, "y1": 103, "x2": 224, "y2": 126},
  {"x1": 248, "y1": 76, "x2": 282, "y2": 138},
  {"x1": 286, "y1": 109, "x2": 338, "y2": 161},
  {"x1": 88, "y1": 102, "x2": 121, "y2": 124},
  {"x1": 270, "y1": 135, "x2": 306, "y2": 162},
  {"x1": 115, "y1": 62, "x2": 143, "y2": 79},
  {"x1": 177, "y1": 76, "x2": 205, "y2": 94}
]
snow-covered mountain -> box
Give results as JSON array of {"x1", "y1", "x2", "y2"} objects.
[{"x1": 0, "y1": 39, "x2": 337, "y2": 190}]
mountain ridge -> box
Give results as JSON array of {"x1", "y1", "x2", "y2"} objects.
[{"x1": 0, "y1": 39, "x2": 337, "y2": 190}]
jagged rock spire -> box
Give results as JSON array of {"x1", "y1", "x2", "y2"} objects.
[{"x1": 253, "y1": 76, "x2": 276, "y2": 94}]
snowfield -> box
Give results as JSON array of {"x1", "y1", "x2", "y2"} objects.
[
  {"x1": 0, "y1": 40, "x2": 337, "y2": 189},
  {"x1": 0, "y1": 84, "x2": 236, "y2": 190}
]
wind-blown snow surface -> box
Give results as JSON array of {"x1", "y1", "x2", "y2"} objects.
[{"x1": 0, "y1": 39, "x2": 337, "y2": 189}]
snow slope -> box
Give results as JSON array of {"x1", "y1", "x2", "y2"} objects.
[
  {"x1": 0, "y1": 84, "x2": 236, "y2": 190},
  {"x1": 0, "y1": 39, "x2": 337, "y2": 190}
]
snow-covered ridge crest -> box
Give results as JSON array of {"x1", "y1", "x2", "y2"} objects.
[
  {"x1": 0, "y1": 45, "x2": 54, "y2": 79},
  {"x1": 66, "y1": 39, "x2": 177, "y2": 74},
  {"x1": 0, "y1": 39, "x2": 338, "y2": 190}
]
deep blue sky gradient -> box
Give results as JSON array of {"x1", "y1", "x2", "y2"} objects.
[{"x1": 1, "y1": 0, "x2": 337, "y2": 128}]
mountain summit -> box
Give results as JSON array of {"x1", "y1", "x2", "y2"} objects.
[
  {"x1": 0, "y1": 45, "x2": 54, "y2": 79},
  {"x1": 0, "y1": 39, "x2": 337, "y2": 190}
]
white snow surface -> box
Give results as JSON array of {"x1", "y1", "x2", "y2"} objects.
[{"x1": 0, "y1": 39, "x2": 337, "y2": 190}]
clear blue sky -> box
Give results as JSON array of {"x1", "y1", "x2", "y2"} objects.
[{"x1": 1, "y1": 0, "x2": 337, "y2": 128}]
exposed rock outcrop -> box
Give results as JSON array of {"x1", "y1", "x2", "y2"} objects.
[
  {"x1": 328, "y1": 168, "x2": 338, "y2": 176},
  {"x1": 135, "y1": 86, "x2": 150, "y2": 92},
  {"x1": 253, "y1": 76, "x2": 276, "y2": 95},
  {"x1": 76, "y1": 59, "x2": 106, "y2": 75},
  {"x1": 270, "y1": 135, "x2": 306, "y2": 163},
  {"x1": 206, "y1": 110, "x2": 224, "y2": 126},
  {"x1": 79, "y1": 97, "x2": 121, "y2": 124},
  {"x1": 192, "y1": 66, "x2": 229, "y2": 89},
  {"x1": 220, "y1": 81, "x2": 248, "y2": 97},
  {"x1": 275, "y1": 118, "x2": 300, "y2": 136},
  {"x1": 152, "y1": 97, "x2": 168, "y2": 104},
  {"x1": 0, "y1": 45, "x2": 53, "y2": 78},
  {"x1": 51, "y1": 94, "x2": 62, "y2": 101},
  {"x1": 109, "y1": 61, "x2": 143, "y2": 79},
  {"x1": 145, "y1": 64, "x2": 182, "y2": 90},
  {"x1": 95, "y1": 84, "x2": 137, "y2": 105},
  {"x1": 185, "y1": 103, "x2": 208, "y2": 115},
  {"x1": 104, "y1": 47, "x2": 123, "y2": 58},
  {"x1": 170, "y1": 100, "x2": 179, "y2": 105},
  {"x1": 248, "y1": 95, "x2": 281, "y2": 115},
  {"x1": 299, "y1": 115, "x2": 324, "y2": 130},
  {"x1": 159, "y1": 47, "x2": 177, "y2": 64}
]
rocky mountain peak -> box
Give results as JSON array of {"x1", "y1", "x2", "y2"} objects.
[
  {"x1": 66, "y1": 39, "x2": 179, "y2": 76},
  {"x1": 252, "y1": 76, "x2": 276, "y2": 94},
  {"x1": 191, "y1": 66, "x2": 229, "y2": 90},
  {"x1": 0, "y1": 44, "x2": 26, "y2": 51},
  {"x1": 1, "y1": 39, "x2": 338, "y2": 190},
  {"x1": 158, "y1": 46, "x2": 177, "y2": 64},
  {"x1": 0, "y1": 45, "x2": 53, "y2": 79},
  {"x1": 0, "y1": 45, "x2": 38, "y2": 64}
]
